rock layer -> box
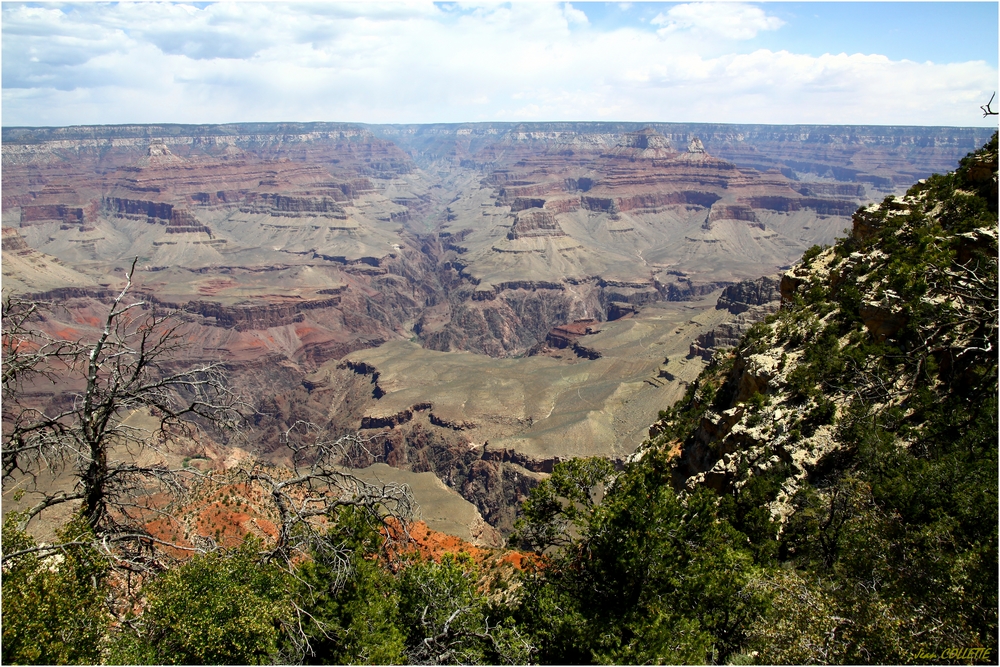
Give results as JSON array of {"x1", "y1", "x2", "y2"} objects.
[{"x1": 3, "y1": 121, "x2": 992, "y2": 540}]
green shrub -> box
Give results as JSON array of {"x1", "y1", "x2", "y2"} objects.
[
  {"x1": 1, "y1": 514, "x2": 110, "y2": 665},
  {"x1": 107, "y1": 540, "x2": 292, "y2": 665}
]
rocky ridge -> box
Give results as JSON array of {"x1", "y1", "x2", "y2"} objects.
[
  {"x1": 370, "y1": 122, "x2": 992, "y2": 189},
  {"x1": 645, "y1": 132, "x2": 998, "y2": 523},
  {"x1": 4, "y1": 122, "x2": 989, "y2": 362}
]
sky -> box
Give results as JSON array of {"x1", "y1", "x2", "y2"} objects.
[{"x1": 2, "y1": 1, "x2": 998, "y2": 128}]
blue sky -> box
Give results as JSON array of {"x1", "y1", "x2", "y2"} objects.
[
  {"x1": 3, "y1": 2, "x2": 997, "y2": 128},
  {"x1": 575, "y1": 3, "x2": 997, "y2": 68}
]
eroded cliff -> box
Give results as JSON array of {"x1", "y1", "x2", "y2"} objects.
[{"x1": 645, "y1": 133, "x2": 998, "y2": 525}]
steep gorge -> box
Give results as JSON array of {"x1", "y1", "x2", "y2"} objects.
[{"x1": 2, "y1": 121, "x2": 992, "y2": 538}]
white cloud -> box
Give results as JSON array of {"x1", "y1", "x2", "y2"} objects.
[
  {"x1": 1, "y1": 2, "x2": 995, "y2": 128},
  {"x1": 652, "y1": 3, "x2": 785, "y2": 41},
  {"x1": 563, "y1": 3, "x2": 588, "y2": 26}
]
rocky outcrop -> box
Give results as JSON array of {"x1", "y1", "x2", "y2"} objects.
[
  {"x1": 348, "y1": 420, "x2": 545, "y2": 532},
  {"x1": 687, "y1": 137, "x2": 706, "y2": 153},
  {"x1": 361, "y1": 409, "x2": 416, "y2": 430},
  {"x1": 686, "y1": 276, "x2": 781, "y2": 359},
  {"x1": 688, "y1": 305, "x2": 777, "y2": 361},
  {"x1": 541, "y1": 198, "x2": 580, "y2": 214},
  {"x1": 339, "y1": 359, "x2": 386, "y2": 399},
  {"x1": 429, "y1": 413, "x2": 477, "y2": 431},
  {"x1": 20, "y1": 204, "x2": 86, "y2": 226},
  {"x1": 658, "y1": 277, "x2": 733, "y2": 302},
  {"x1": 778, "y1": 271, "x2": 808, "y2": 305},
  {"x1": 510, "y1": 197, "x2": 546, "y2": 212},
  {"x1": 183, "y1": 296, "x2": 343, "y2": 332},
  {"x1": 716, "y1": 276, "x2": 781, "y2": 315},
  {"x1": 107, "y1": 197, "x2": 173, "y2": 221},
  {"x1": 535, "y1": 319, "x2": 604, "y2": 359},
  {"x1": 605, "y1": 302, "x2": 639, "y2": 321},
  {"x1": 740, "y1": 195, "x2": 857, "y2": 216},
  {"x1": 543, "y1": 319, "x2": 600, "y2": 349},
  {"x1": 507, "y1": 209, "x2": 566, "y2": 239},
  {"x1": 794, "y1": 183, "x2": 866, "y2": 198},
  {"x1": 496, "y1": 183, "x2": 556, "y2": 203},
  {"x1": 604, "y1": 128, "x2": 676, "y2": 160},
  {"x1": 596, "y1": 278, "x2": 661, "y2": 312},
  {"x1": 645, "y1": 133, "x2": 999, "y2": 529},
  {"x1": 1, "y1": 227, "x2": 31, "y2": 252},
  {"x1": 420, "y1": 285, "x2": 590, "y2": 357},
  {"x1": 580, "y1": 196, "x2": 619, "y2": 213},
  {"x1": 581, "y1": 191, "x2": 722, "y2": 214},
  {"x1": 241, "y1": 193, "x2": 348, "y2": 218},
  {"x1": 417, "y1": 271, "x2": 723, "y2": 357},
  {"x1": 360, "y1": 402, "x2": 432, "y2": 429},
  {"x1": 850, "y1": 196, "x2": 911, "y2": 240},
  {"x1": 106, "y1": 195, "x2": 211, "y2": 236},
  {"x1": 705, "y1": 204, "x2": 762, "y2": 231},
  {"x1": 859, "y1": 300, "x2": 908, "y2": 342},
  {"x1": 165, "y1": 208, "x2": 212, "y2": 234}
]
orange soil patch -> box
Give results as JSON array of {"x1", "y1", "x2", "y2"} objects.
[
  {"x1": 386, "y1": 519, "x2": 541, "y2": 572},
  {"x1": 402, "y1": 520, "x2": 491, "y2": 562},
  {"x1": 665, "y1": 439, "x2": 683, "y2": 461},
  {"x1": 141, "y1": 484, "x2": 540, "y2": 573},
  {"x1": 143, "y1": 482, "x2": 281, "y2": 556},
  {"x1": 293, "y1": 325, "x2": 322, "y2": 338},
  {"x1": 3, "y1": 336, "x2": 42, "y2": 353},
  {"x1": 47, "y1": 326, "x2": 86, "y2": 340}
]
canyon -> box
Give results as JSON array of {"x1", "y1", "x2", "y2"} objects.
[{"x1": 2, "y1": 121, "x2": 991, "y2": 539}]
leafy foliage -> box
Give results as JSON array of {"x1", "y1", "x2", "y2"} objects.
[
  {"x1": 107, "y1": 540, "x2": 292, "y2": 665},
  {"x1": 511, "y1": 450, "x2": 769, "y2": 664},
  {"x1": 509, "y1": 456, "x2": 615, "y2": 552},
  {"x1": 1, "y1": 513, "x2": 110, "y2": 665},
  {"x1": 292, "y1": 508, "x2": 407, "y2": 665},
  {"x1": 397, "y1": 552, "x2": 533, "y2": 665}
]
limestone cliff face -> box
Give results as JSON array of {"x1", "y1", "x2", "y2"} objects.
[
  {"x1": 645, "y1": 133, "x2": 998, "y2": 522},
  {"x1": 507, "y1": 209, "x2": 566, "y2": 240},
  {"x1": 369, "y1": 121, "x2": 992, "y2": 190},
  {"x1": 2, "y1": 123, "x2": 413, "y2": 177},
  {"x1": 417, "y1": 285, "x2": 599, "y2": 357},
  {"x1": 1, "y1": 227, "x2": 30, "y2": 252},
  {"x1": 686, "y1": 275, "x2": 781, "y2": 360},
  {"x1": 715, "y1": 275, "x2": 781, "y2": 315},
  {"x1": 414, "y1": 272, "x2": 710, "y2": 357}
]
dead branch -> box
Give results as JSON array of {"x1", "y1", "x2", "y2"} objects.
[
  {"x1": 982, "y1": 92, "x2": 998, "y2": 117},
  {"x1": 238, "y1": 425, "x2": 413, "y2": 570}
]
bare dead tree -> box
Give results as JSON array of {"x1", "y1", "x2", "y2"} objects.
[
  {"x1": 239, "y1": 423, "x2": 414, "y2": 569},
  {"x1": 225, "y1": 422, "x2": 414, "y2": 660},
  {"x1": 2, "y1": 296, "x2": 86, "y2": 483},
  {"x1": 3, "y1": 264, "x2": 426, "y2": 663},
  {"x1": 399, "y1": 553, "x2": 535, "y2": 665},
  {"x1": 2, "y1": 259, "x2": 244, "y2": 566}
]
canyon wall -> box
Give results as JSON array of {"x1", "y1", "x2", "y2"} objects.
[{"x1": 3, "y1": 121, "x2": 990, "y2": 536}]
